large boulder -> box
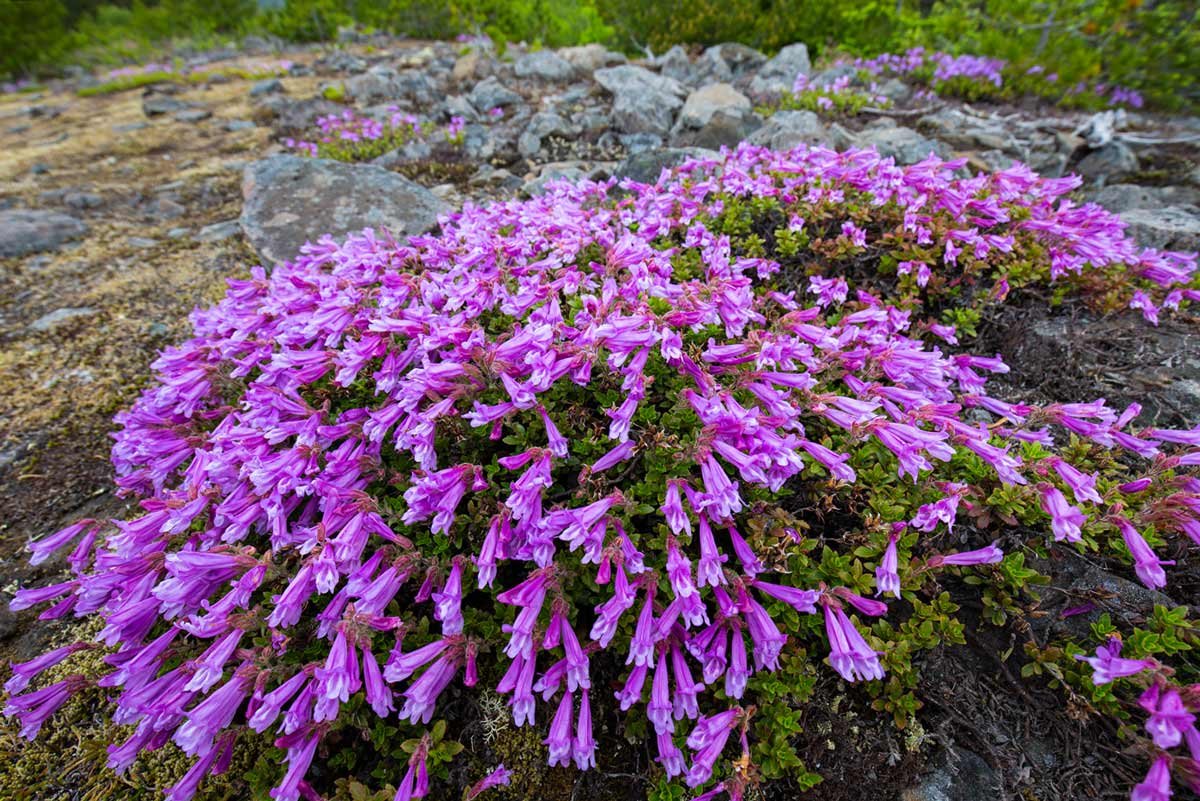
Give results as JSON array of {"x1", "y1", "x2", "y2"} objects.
[
  {"x1": 594, "y1": 65, "x2": 687, "y2": 136},
  {"x1": 0, "y1": 210, "x2": 88, "y2": 258},
  {"x1": 240, "y1": 156, "x2": 451, "y2": 266},
  {"x1": 1074, "y1": 141, "x2": 1139, "y2": 184},
  {"x1": 468, "y1": 77, "x2": 523, "y2": 112},
  {"x1": 749, "y1": 43, "x2": 811, "y2": 97},
  {"x1": 614, "y1": 147, "x2": 718, "y2": 184}
]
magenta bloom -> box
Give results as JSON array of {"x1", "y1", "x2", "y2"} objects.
[
  {"x1": 466, "y1": 765, "x2": 510, "y2": 799},
  {"x1": 823, "y1": 604, "x2": 884, "y2": 682},
  {"x1": 1039, "y1": 484, "x2": 1086, "y2": 543},
  {"x1": 545, "y1": 691, "x2": 574, "y2": 767},
  {"x1": 875, "y1": 533, "x2": 900, "y2": 597},
  {"x1": 1140, "y1": 684, "x2": 1196, "y2": 749},
  {"x1": 1131, "y1": 756, "x2": 1173, "y2": 801},
  {"x1": 1116, "y1": 518, "x2": 1173, "y2": 589},
  {"x1": 930, "y1": 543, "x2": 1004, "y2": 567},
  {"x1": 1075, "y1": 639, "x2": 1152, "y2": 685}
]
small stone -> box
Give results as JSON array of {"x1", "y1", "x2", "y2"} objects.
[
  {"x1": 29, "y1": 306, "x2": 96, "y2": 332},
  {"x1": 224, "y1": 119, "x2": 257, "y2": 132},
  {"x1": 64, "y1": 192, "x2": 102, "y2": 211},
  {"x1": 675, "y1": 83, "x2": 752, "y2": 129},
  {"x1": 855, "y1": 126, "x2": 950, "y2": 165},
  {"x1": 194, "y1": 220, "x2": 241, "y2": 243},
  {"x1": 113, "y1": 121, "x2": 149, "y2": 133},
  {"x1": 748, "y1": 43, "x2": 816, "y2": 97},
  {"x1": 902, "y1": 745, "x2": 1000, "y2": 801},
  {"x1": 1074, "y1": 141, "x2": 1139, "y2": 184},
  {"x1": 594, "y1": 65, "x2": 687, "y2": 136},
  {"x1": 142, "y1": 95, "x2": 188, "y2": 116},
  {"x1": 557, "y1": 44, "x2": 624, "y2": 73},
  {"x1": 0, "y1": 210, "x2": 88, "y2": 257},
  {"x1": 250, "y1": 78, "x2": 284, "y2": 97},
  {"x1": 747, "y1": 110, "x2": 830, "y2": 151},
  {"x1": 468, "y1": 77, "x2": 523, "y2": 112},
  {"x1": 128, "y1": 236, "x2": 159, "y2": 249},
  {"x1": 174, "y1": 108, "x2": 212, "y2": 123},
  {"x1": 513, "y1": 50, "x2": 577, "y2": 82},
  {"x1": 614, "y1": 147, "x2": 717, "y2": 184}
]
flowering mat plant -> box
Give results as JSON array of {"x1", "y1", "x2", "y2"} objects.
[{"x1": 5, "y1": 143, "x2": 1200, "y2": 801}]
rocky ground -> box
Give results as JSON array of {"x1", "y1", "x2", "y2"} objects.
[{"x1": 0, "y1": 32, "x2": 1198, "y2": 801}]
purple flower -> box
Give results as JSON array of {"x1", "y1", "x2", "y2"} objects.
[
  {"x1": 823, "y1": 604, "x2": 884, "y2": 682},
  {"x1": 1116, "y1": 518, "x2": 1173, "y2": 589},
  {"x1": 1039, "y1": 484, "x2": 1086, "y2": 543},
  {"x1": 466, "y1": 765, "x2": 510, "y2": 799},
  {"x1": 1140, "y1": 684, "x2": 1196, "y2": 749},
  {"x1": 1131, "y1": 756, "x2": 1173, "y2": 801},
  {"x1": 574, "y1": 689, "x2": 596, "y2": 769},
  {"x1": 545, "y1": 691, "x2": 574, "y2": 767},
  {"x1": 876, "y1": 533, "x2": 900, "y2": 597},
  {"x1": 930, "y1": 543, "x2": 1004, "y2": 567},
  {"x1": 647, "y1": 651, "x2": 674, "y2": 735},
  {"x1": 1075, "y1": 639, "x2": 1153, "y2": 685}
]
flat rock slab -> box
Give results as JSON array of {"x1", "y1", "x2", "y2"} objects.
[
  {"x1": 241, "y1": 155, "x2": 452, "y2": 266},
  {"x1": 0, "y1": 209, "x2": 88, "y2": 258}
]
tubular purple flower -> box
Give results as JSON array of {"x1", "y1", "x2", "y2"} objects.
[
  {"x1": 1115, "y1": 518, "x2": 1172, "y2": 589},
  {"x1": 1130, "y1": 755, "x2": 1173, "y2": 801},
  {"x1": 930, "y1": 543, "x2": 1004, "y2": 567},
  {"x1": 1140, "y1": 684, "x2": 1196, "y2": 749},
  {"x1": 662, "y1": 480, "x2": 692, "y2": 535},
  {"x1": 1075, "y1": 639, "x2": 1153, "y2": 685},
  {"x1": 647, "y1": 651, "x2": 674, "y2": 734},
  {"x1": 545, "y1": 690, "x2": 574, "y2": 767},
  {"x1": 466, "y1": 765, "x2": 510, "y2": 799},
  {"x1": 269, "y1": 729, "x2": 319, "y2": 801},
  {"x1": 753, "y1": 580, "x2": 819, "y2": 613},
  {"x1": 362, "y1": 644, "x2": 394, "y2": 717},
  {"x1": 876, "y1": 533, "x2": 900, "y2": 597},
  {"x1": 432, "y1": 559, "x2": 465, "y2": 635},
  {"x1": 1039, "y1": 484, "x2": 1086, "y2": 543},
  {"x1": 574, "y1": 689, "x2": 596, "y2": 769},
  {"x1": 823, "y1": 604, "x2": 884, "y2": 682}
]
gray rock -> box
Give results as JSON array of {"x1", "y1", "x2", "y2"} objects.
[
  {"x1": 127, "y1": 236, "x2": 159, "y2": 249},
  {"x1": 442, "y1": 94, "x2": 479, "y2": 123},
  {"x1": 614, "y1": 147, "x2": 717, "y2": 184},
  {"x1": 142, "y1": 95, "x2": 188, "y2": 116},
  {"x1": 594, "y1": 65, "x2": 687, "y2": 136},
  {"x1": 265, "y1": 96, "x2": 344, "y2": 137},
  {"x1": 519, "y1": 111, "x2": 575, "y2": 158},
  {"x1": 619, "y1": 132, "x2": 664, "y2": 155},
  {"x1": 1087, "y1": 184, "x2": 1200, "y2": 213},
  {"x1": 173, "y1": 108, "x2": 212, "y2": 123},
  {"x1": 1074, "y1": 141, "x2": 1139, "y2": 183},
  {"x1": 194, "y1": 220, "x2": 241, "y2": 243},
  {"x1": 675, "y1": 83, "x2": 752, "y2": 129},
  {"x1": 657, "y1": 46, "x2": 694, "y2": 84},
  {"x1": 29, "y1": 307, "x2": 96, "y2": 332},
  {"x1": 522, "y1": 162, "x2": 591, "y2": 196},
  {"x1": 876, "y1": 78, "x2": 911, "y2": 105},
  {"x1": 917, "y1": 109, "x2": 1023, "y2": 156},
  {"x1": 64, "y1": 192, "x2": 102, "y2": 211},
  {"x1": 113, "y1": 121, "x2": 149, "y2": 134},
  {"x1": 250, "y1": 78, "x2": 284, "y2": 97},
  {"x1": 700, "y1": 43, "x2": 765, "y2": 82},
  {"x1": 1120, "y1": 206, "x2": 1200, "y2": 251},
  {"x1": 468, "y1": 77, "x2": 523, "y2": 112},
  {"x1": 747, "y1": 110, "x2": 830, "y2": 150},
  {"x1": 240, "y1": 155, "x2": 452, "y2": 265},
  {"x1": 672, "y1": 111, "x2": 761, "y2": 150},
  {"x1": 344, "y1": 66, "x2": 401, "y2": 105},
  {"x1": 0, "y1": 210, "x2": 88, "y2": 257},
  {"x1": 513, "y1": 50, "x2": 577, "y2": 82},
  {"x1": 855, "y1": 126, "x2": 949, "y2": 165},
  {"x1": 749, "y1": 43, "x2": 811, "y2": 97},
  {"x1": 902, "y1": 746, "x2": 1000, "y2": 801},
  {"x1": 557, "y1": 44, "x2": 624, "y2": 73},
  {"x1": 144, "y1": 197, "x2": 186, "y2": 220},
  {"x1": 812, "y1": 64, "x2": 858, "y2": 87},
  {"x1": 224, "y1": 119, "x2": 257, "y2": 132}
]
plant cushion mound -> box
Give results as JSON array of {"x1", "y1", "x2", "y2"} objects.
[{"x1": 6, "y1": 142, "x2": 1200, "y2": 801}]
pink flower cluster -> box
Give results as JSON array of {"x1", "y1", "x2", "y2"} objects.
[
  {"x1": 4, "y1": 143, "x2": 1198, "y2": 801},
  {"x1": 850, "y1": 46, "x2": 1143, "y2": 108},
  {"x1": 284, "y1": 107, "x2": 466, "y2": 158}
]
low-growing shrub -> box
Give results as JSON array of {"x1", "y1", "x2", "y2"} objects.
[{"x1": 4, "y1": 144, "x2": 1199, "y2": 801}]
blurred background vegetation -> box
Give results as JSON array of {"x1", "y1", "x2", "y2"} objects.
[{"x1": 1, "y1": 0, "x2": 1197, "y2": 110}]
